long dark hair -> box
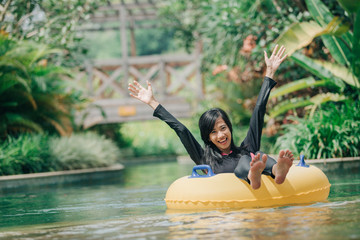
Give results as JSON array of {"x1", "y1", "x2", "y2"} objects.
[{"x1": 199, "y1": 108, "x2": 239, "y2": 170}]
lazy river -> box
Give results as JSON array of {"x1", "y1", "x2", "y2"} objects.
[{"x1": 0, "y1": 160, "x2": 359, "y2": 239}]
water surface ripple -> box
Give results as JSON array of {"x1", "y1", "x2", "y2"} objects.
[{"x1": 0, "y1": 162, "x2": 359, "y2": 239}]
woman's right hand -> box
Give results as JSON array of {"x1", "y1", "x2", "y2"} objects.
[
  {"x1": 264, "y1": 45, "x2": 287, "y2": 79},
  {"x1": 128, "y1": 80, "x2": 159, "y2": 110}
]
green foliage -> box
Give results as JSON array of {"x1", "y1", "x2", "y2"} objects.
[
  {"x1": 83, "y1": 31, "x2": 122, "y2": 59},
  {"x1": 84, "y1": 27, "x2": 178, "y2": 59},
  {"x1": 271, "y1": 0, "x2": 360, "y2": 119},
  {"x1": 0, "y1": 134, "x2": 52, "y2": 175},
  {"x1": 120, "y1": 121, "x2": 190, "y2": 157},
  {"x1": 0, "y1": 132, "x2": 120, "y2": 176},
  {"x1": 135, "y1": 27, "x2": 177, "y2": 56},
  {"x1": 159, "y1": 0, "x2": 311, "y2": 68},
  {"x1": 49, "y1": 132, "x2": 120, "y2": 170},
  {"x1": 0, "y1": 0, "x2": 107, "y2": 67},
  {"x1": 273, "y1": 101, "x2": 360, "y2": 159},
  {"x1": 89, "y1": 123, "x2": 132, "y2": 149},
  {"x1": 200, "y1": 72, "x2": 262, "y2": 125},
  {"x1": 159, "y1": 0, "x2": 314, "y2": 126},
  {"x1": 270, "y1": 77, "x2": 333, "y2": 99},
  {"x1": 0, "y1": 34, "x2": 86, "y2": 137}
]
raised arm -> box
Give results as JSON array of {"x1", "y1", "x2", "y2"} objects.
[
  {"x1": 240, "y1": 45, "x2": 287, "y2": 153},
  {"x1": 128, "y1": 81, "x2": 204, "y2": 165}
]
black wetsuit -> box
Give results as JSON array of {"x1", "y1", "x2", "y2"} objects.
[{"x1": 153, "y1": 76, "x2": 277, "y2": 181}]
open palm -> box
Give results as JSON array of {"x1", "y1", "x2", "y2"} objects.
[
  {"x1": 264, "y1": 45, "x2": 287, "y2": 78},
  {"x1": 128, "y1": 81, "x2": 154, "y2": 105}
]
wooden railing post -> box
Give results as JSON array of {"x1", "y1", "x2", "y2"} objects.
[{"x1": 119, "y1": 5, "x2": 129, "y2": 97}]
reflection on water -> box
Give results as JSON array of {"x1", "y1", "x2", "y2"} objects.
[{"x1": 0, "y1": 161, "x2": 359, "y2": 239}]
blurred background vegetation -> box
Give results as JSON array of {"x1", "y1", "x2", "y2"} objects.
[{"x1": 0, "y1": 0, "x2": 359, "y2": 175}]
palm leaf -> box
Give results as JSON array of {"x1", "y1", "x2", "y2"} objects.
[
  {"x1": 290, "y1": 52, "x2": 346, "y2": 89},
  {"x1": 0, "y1": 75, "x2": 25, "y2": 95},
  {"x1": 0, "y1": 74, "x2": 32, "y2": 94},
  {"x1": 0, "y1": 56, "x2": 30, "y2": 79},
  {"x1": 20, "y1": 91, "x2": 38, "y2": 110},
  {"x1": 268, "y1": 98, "x2": 312, "y2": 119},
  {"x1": 275, "y1": 20, "x2": 345, "y2": 56},
  {"x1": 313, "y1": 59, "x2": 360, "y2": 88},
  {"x1": 337, "y1": 0, "x2": 360, "y2": 13},
  {"x1": 268, "y1": 93, "x2": 346, "y2": 119},
  {"x1": 6, "y1": 41, "x2": 62, "y2": 67},
  {"x1": 305, "y1": 0, "x2": 352, "y2": 66},
  {"x1": 306, "y1": 92, "x2": 347, "y2": 117},
  {"x1": 270, "y1": 77, "x2": 333, "y2": 99},
  {"x1": 2, "y1": 113, "x2": 44, "y2": 133},
  {"x1": 42, "y1": 116, "x2": 70, "y2": 136},
  {"x1": 352, "y1": 8, "x2": 360, "y2": 78},
  {"x1": 28, "y1": 45, "x2": 63, "y2": 67},
  {"x1": 309, "y1": 92, "x2": 346, "y2": 105}
]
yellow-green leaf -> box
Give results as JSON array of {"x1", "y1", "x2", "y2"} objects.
[{"x1": 313, "y1": 59, "x2": 360, "y2": 88}]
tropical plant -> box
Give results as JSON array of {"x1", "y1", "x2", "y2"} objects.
[
  {"x1": 159, "y1": 0, "x2": 314, "y2": 125},
  {"x1": 120, "y1": 120, "x2": 189, "y2": 157},
  {"x1": 0, "y1": 0, "x2": 107, "y2": 67},
  {"x1": 49, "y1": 132, "x2": 120, "y2": 170},
  {"x1": 0, "y1": 134, "x2": 52, "y2": 175},
  {"x1": 273, "y1": 101, "x2": 360, "y2": 159},
  {"x1": 0, "y1": 34, "x2": 86, "y2": 137},
  {"x1": 0, "y1": 132, "x2": 121, "y2": 176},
  {"x1": 271, "y1": 0, "x2": 360, "y2": 119},
  {"x1": 159, "y1": 0, "x2": 311, "y2": 67}
]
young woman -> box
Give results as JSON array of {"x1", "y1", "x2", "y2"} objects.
[{"x1": 128, "y1": 45, "x2": 294, "y2": 190}]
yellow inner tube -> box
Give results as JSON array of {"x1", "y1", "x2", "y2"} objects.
[{"x1": 165, "y1": 164, "x2": 331, "y2": 210}]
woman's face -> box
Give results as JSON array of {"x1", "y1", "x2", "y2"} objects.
[{"x1": 209, "y1": 117, "x2": 232, "y2": 154}]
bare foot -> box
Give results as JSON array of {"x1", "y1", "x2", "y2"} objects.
[
  {"x1": 248, "y1": 153, "x2": 267, "y2": 190},
  {"x1": 272, "y1": 150, "x2": 294, "y2": 184}
]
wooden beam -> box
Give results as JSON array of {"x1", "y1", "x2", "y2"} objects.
[
  {"x1": 129, "y1": 20, "x2": 137, "y2": 57},
  {"x1": 90, "y1": 14, "x2": 158, "y2": 23},
  {"x1": 78, "y1": 96, "x2": 192, "y2": 128},
  {"x1": 94, "y1": 54, "x2": 196, "y2": 67},
  {"x1": 98, "y1": 2, "x2": 160, "y2": 11},
  {"x1": 119, "y1": 5, "x2": 130, "y2": 95}
]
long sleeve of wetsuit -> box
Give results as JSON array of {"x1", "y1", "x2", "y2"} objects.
[
  {"x1": 153, "y1": 104, "x2": 204, "y2": 165},
  {"x1": 240, "y1": 76, "x2": 277, "y2": 153}
]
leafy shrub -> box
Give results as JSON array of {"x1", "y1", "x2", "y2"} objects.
[
  {"x1": 273, "y1": 101, "x2": 360, "y2": 159},
  {"x1": 0, "y1": 34, "x2": 86, "y2": 138},
  {"x1": 0, "y1": 134, "x2": 53, "y2": 175},
  {"x1": 0, "y1": 132, "x2": 121, "y2": 176},
  {"x1": 120, "y1": 121, "x2": 191, "y2": 157},
  {"x1": 49, "y1": 132, "x2": 120, "y2": 170}
]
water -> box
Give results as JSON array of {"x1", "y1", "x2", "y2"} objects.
[{"x1": 0, "y1": 161, "x2": 359, "y2": 239}]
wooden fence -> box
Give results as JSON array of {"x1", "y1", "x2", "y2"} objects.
[{"x1": 77, "y1": 53, "x2": 203, "y2": 128}]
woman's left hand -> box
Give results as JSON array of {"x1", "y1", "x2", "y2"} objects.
[{"x1": 264, "y1": 45, "x2": 287, "y2": 79}]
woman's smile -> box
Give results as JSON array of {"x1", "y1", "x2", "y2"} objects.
[
  {"x1": 209, "y1": 117, "x2": 232, "y2": 154},
  {"x1": 218, "y1": 138, "x2": 228, "y2": 145}
]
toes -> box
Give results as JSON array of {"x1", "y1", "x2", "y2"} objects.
[
  {"x1": 279, "y1": 150, "x2": 285, "y2": 158},
  {"x1": 262, "y1": 154, "x2": 267, "y2": 163},
  {"x1": 252, "y1": 153, "x2": 260, "y2": 161},
  {"x1": 285, "y1": 149, "x2": 290, "y2": 156}
]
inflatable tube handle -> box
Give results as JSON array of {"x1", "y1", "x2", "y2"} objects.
[
  {"x1": 297, "y1": 154, "x2": 310, "y2": 167},
  {"x1": 189, "y1": 165, "x2": 215, "y2": 178}
]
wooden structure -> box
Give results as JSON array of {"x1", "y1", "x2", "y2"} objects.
[{"x1": 77, "y1": 0, "x2": 203, "y2": 128}]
